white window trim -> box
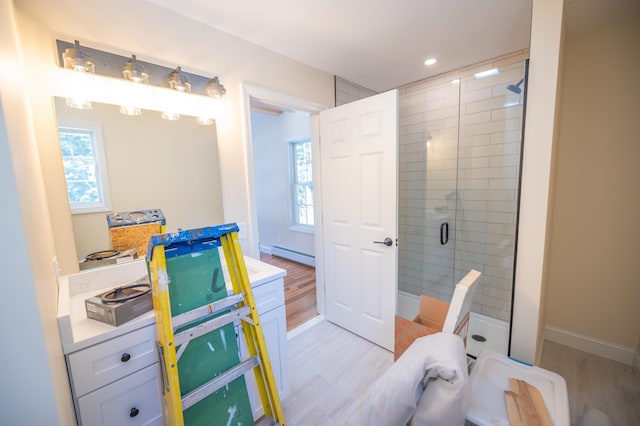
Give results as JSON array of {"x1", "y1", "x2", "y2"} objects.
[
  {"x1": 58, "y1": 123, "x2": 112, "y2": 215},
  {"x1": 288, "y1": 138, "x2": 314, "y2": 230}
]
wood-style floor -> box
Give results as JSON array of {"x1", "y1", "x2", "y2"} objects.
[
  {"x1": 540, "y1": 341, "x2": 640, "y2": 425},
  {"x1": 282, "y1": 320, "x2": 640, "y2": 425},
  {"x1": 282, "y1": 320, "x2": 394, "y2": 425},
  {"x1": 259, "y1": 253, "x2": 319, "y2": 331}
]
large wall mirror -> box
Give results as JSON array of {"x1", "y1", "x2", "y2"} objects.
[{"x1": 53, "y1": 97, "x2": 225, "y2": 261}]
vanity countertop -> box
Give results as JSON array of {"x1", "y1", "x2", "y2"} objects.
[{"x1": 57, "y1": 252, "x2": 285, "y2": 354}]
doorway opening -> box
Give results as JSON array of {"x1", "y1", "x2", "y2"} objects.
[{"x1": 243, "y1": 85, "x2": 328, "y2": 333}]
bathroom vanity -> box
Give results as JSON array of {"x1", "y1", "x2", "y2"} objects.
[{"x1": 57, "y1": 254, "x2": 288, "y2": 425}]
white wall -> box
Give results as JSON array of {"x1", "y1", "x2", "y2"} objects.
[
  {"x1": 0, "y1": 0, "x2": 75, "y2": 423},
  {"x1": 251, "y1": 109, "x2": 314, "y2": 256},
  {"x1": 511, "y1": 0, "x2": 565, "y2": 364}
]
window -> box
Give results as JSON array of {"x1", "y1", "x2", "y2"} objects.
[
  {"x1": 58, "y1": 125, "x2": 111, "y2": 214},
  {"x1": 291, "y1": 139, "x2": 314, "y2": 228}
]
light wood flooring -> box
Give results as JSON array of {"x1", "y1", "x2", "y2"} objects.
[
  {"x1": 282, "y1": 320, "x2": 640, "y2": 425},
  {"x1": 259, "y1": 253, "x2": 319, "y2": 331},
  {"x1": 540, "y1": 341, "x2": 640, "y2": 425},
  {"x1": 282, "y1": 320, "x2": 393, "y2": 425}
]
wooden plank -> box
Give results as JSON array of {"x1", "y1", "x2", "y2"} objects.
[
  {"x1": 505, "y1": 390, "x2": 524, "y2": 426},
  {"x1": 505, "y1": 378, "x2": 552, "y2": 426}
]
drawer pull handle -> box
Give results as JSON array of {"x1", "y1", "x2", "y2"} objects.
[
  {"x1": 130, "y1": 407, "x2": 139, "y2": 417},
  {"x1": 120, "y1": 352, "x2": 131, "y2": 362}
]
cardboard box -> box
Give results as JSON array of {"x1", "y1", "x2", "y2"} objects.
[{"x1": 394, "y1": 295, "x2": 470, "y2": 361}]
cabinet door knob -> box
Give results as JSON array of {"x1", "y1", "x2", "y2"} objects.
[
  {"x1": 120, "y1": 352, "x2": 131, "y2": 362},
  {"x1": 130, "y1": 407, "x2": 139, "y2": 417}
]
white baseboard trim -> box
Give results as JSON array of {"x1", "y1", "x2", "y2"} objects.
[
  {"x1": 272, "y1": 245, "x2": 315, "y2": 267},
  {"x1": 286, "y1": 314, "x2": 324, "y2": 340},
  {"x1": 259, "y1": 244, "x2": 272, "y2": 255},
  {"x1": 544, "y1": 326, "x2": 635, "y2": 366}
]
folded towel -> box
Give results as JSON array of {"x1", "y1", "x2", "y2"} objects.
[{"x1": 362, "y1": 332, "x2": 469, "y2": 426}]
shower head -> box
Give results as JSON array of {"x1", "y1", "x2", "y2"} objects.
[{"x1": 507, "y1": 78, "x2": 524, "y2": 94}]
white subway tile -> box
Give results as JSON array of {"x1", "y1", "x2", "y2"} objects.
[
  {"x1": 403, "y1": 121, "x2": 429, "y2": 135},
  {"x1": 456, "y1": 178, "x2": 489, "y2": 190},
  {"x1": 491, "y1": 105, "x2": 523, "y2": 121},
  {"x1": 399, "y1": 92, "x2": 426, "y2": 107},
  {"x1": 464, "y1": 118, "x2": 521, "y2": 137},
  {"x1": 485, "y1": 223, "x2": 516, "y2": 235},
  {"x1": 460, "y1": 110, "x2": 492, "y2": 126},
  {"x1": 487, "y1": 201, "x2": 517, "y2": 213},
  {"x1": 489, "y1": 178, "x2": 518, "y2": 189},
  {"x1": 400, "y1": 112, "x2": 425, "y2": 126},
  {"x1": 481, "y1": 306, "x2": 510, "y2": 322},
  {"x1": 484, "y1": 265, "x2": 513, "y2": 281},
  {"x1": 425, "y1": 105, "x2": 459, "y2": 121},
  {"x1": 460, "y1": 87, "x2": 493, "y2": 104},
  {"x1": 459, "y1": 134, "x2": 491, "y2": 148},
  {"x1": 489, "y1": 154, "x2": 520, "y2": 168},
  {"x1": 490, "y1": 130, "x2": 522, "y2": 144}
]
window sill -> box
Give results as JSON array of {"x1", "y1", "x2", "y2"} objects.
[
  {"x1": 71, "y1": 205, "x2": 112, "y2": 215},
  {"x1": 289, "y1": 224, "x2": 315, "y2": 234}
]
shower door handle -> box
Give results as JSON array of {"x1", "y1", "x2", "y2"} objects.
[
  {"x1": 373, "y1": 237, "x2": 393, "y2": 247},
  {"x1": 440, "y1": 222, "x2": 449, "y2": 245}
]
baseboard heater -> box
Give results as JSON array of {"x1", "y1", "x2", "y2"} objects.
[{"x1": 271, "y1": 245, "x2": 315, "y2": 267}]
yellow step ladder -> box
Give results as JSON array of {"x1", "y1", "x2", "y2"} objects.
[{"x1": 146, "y1": 224, "x2": 286, "y2": 426}]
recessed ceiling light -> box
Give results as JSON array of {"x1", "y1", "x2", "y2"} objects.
[
  {"x1": 474, "y1": 68, "x2": 500, "y2": 79},
  {"x1": 424, "y1": 58, "x2": 437, "y2": 66}
]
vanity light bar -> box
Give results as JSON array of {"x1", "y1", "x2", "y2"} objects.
[
  {"x1": 53, "y1": 40, "x2": 225, "y2": 122},
  {"x1": 49, "y1": 67, "x2": 223, "y2": 121}
]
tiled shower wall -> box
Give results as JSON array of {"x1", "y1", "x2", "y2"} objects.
[
  {"x1": 398, "y1": 51, "x2": 528, "y2": 323},
  {"x1": 335, "y1": 76, "x2": 377, "y2": 106}
]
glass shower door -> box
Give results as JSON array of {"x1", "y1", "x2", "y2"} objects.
[
  {"x1": 397, "y1": 58, "x2": 527, "y2": 356},
  {"x1": 397, "y1": 78, "x2": 461, "y2": 313}
]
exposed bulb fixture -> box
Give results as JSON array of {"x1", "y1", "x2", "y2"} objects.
[
  {"x1": 205, "y1": 76, "x2": 226, "y2": 98},
  {"x1": 168, "y1": 67, "x2": 191, "y2": 93},
  {"x1": 160, "y1": 111, "x2": 180, "y2": 121},
  {"x1": 196, "y1": 116, "x2": 215, "y2": 126},
  {"x1": 122, "y1": 55, "x2": 149, "y2": 84},
  {"x1": 120, "y1": 55, "x2": 149, "y2": 116},
  {"x1": 161, "y1": 67, "x2": 191, "y2": 120},
  {"x1": 63, "y1": 40, "x2": 95, "y2": 73},
  {"x1": 62, "y1": 40, "x2": 95, "y2": 110}
]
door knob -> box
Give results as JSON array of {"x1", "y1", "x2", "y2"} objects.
[{"x1": 373, "y1": 237, "x2": 393, "y2": 247}]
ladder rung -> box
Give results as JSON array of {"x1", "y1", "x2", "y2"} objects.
[
  {"x1": 255, "y1": 416, "x2": 277, "y2": 426},
  {"x1": 181, "y1": 356, "x2": 260, "y2": 411},
  {"x1": 172, "y1": 293, "x2": 244, "y2": 330},
  {"x1": 174, "y1": 306, "x2": 250, "y2": 347}
]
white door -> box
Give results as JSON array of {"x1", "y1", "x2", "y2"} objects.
[{"x1": 319, "y1": 90, "x2": 398, "y2": 351}]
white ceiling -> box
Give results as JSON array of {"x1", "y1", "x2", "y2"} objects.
[
  {"x1": 146, "y1": 0, "x2": 533, "y2": 92},
  {"x1": 16, "y1": 0, "x2": 639, "y2": 93}
]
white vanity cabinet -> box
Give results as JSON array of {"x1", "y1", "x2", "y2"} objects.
[
  {"x1": 58, "y1": 257, "x2": 287, "y2": 426},
  {"x1": 68, "y1": 324, "x2": 164, "y2": 426}
]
